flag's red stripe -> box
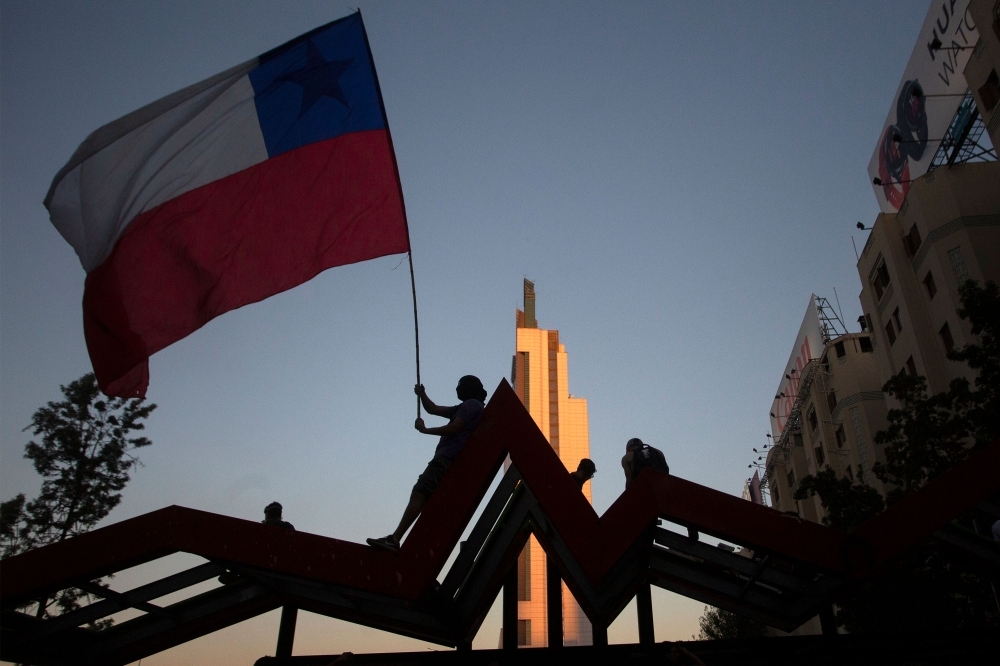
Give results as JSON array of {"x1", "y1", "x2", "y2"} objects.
[{"x1": 83, "y1": 130, "x2": 409, "y2": 397}]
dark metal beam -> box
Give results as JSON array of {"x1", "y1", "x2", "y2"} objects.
[
  {"x1": 275, "y1": 606, "x2": 298, "y2": 658},
  {"x1": 635, "y1": 581, "x2": 654, "y2": 645},
  {"x1": 546, "y1": 555, "x2": 562, "y2": 648},
  {"x1": 502, "y1": 566, "x2": 517, "y2": 651}
]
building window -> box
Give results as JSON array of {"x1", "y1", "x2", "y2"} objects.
[
  {"x1": 822, "y1": 353, "x2": 831, "y2": 373},
  {"x1": 771, "y1": 483, "x2": 779, "y2": 505},
  {"x1": 814, "y1": 446, "x2": 825, "y2": 466},
  {"x1": 885, "y1": 320, "x2": 897, "y2": 346},
  {"x1": 835, "y1": 341, "x2": 846, "y2": 358},
  {"x1": 940, "y1": 321, "x2": 955, "y2": 353},
  {"x1": 978, "y1": 68, "x2": 999, "y2": 112},
  {"x1": 835, "y1": 426, "x2": 847, "y2": 448},
  {"x1": 851, "y1": 407, "x2": 871, "y2": 487},
  {"x1": 903, "y1": 224, "x2": 922, "y2": 257},
  {"x1": 808, "y1": 408, "x2": 818, "y2": 432},
  {"x1": 906, "y1": 356, "x2": 917, "y2": 377},
  {"x1": 845, "y1": 465, "x2": 854, "y2": 482},
  {"x1": 793, "y1": 433, "x2": 804, "y2": 447},
  {"x1": 827, "y1": 390, "x2": 837, "y2": 412},
  {"x1": 517, "y1": 540, "x2": 531, "y2": 600},
  {"x1": 948, "y1": 247, "x2": 970, "y2": 285},
  {"x1": 786, "y1": 469, "x2": 796, "y2": 488},
  {"x1": 859, "y1": 336, "x2": 873, "y2": 353},
  {"x1": 892, "y1": 308, "x2": 903, "y2": 332},
  {"x1": 869, "y1": 256, "x2": 891, "y2": 302},
  {"x1": 923, "y1": 271, "x2": 937, "y2": 299},
  {"x1": 517, "y1": 619, "x2": 531, "y2": 646}
]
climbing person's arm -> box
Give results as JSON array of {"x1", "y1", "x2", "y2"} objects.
[
  {"x1": 415, "y1": 416, "x2": 465, "y2": 437},
  {"x1": 414, "y1": 384, "x2": 454, "y2": 417}
]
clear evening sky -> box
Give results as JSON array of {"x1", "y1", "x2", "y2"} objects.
[{"x1": 1, "y1": 0, "x2": 929, "y2": 661}]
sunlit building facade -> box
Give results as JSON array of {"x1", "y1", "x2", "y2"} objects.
[{"x1": 509, "y1": 279, "x2": 592, "y2": 647}]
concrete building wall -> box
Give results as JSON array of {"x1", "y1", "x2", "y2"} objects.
[
  {"x1": 856, "y1": 162, "x2": 1000, "y2": 397},
  {"x1": 965, "y1": 0, "x2": 1000, "y2": 147},
  {"x1": 766, "y1": 333, "x2": 889, "y2": 522}
]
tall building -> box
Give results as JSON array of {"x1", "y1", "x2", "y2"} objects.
[
  {"x1": 765, "y1": 2, "x2": 998, "y2": 635},
  {"x1": 858, "y1": 0, "x2": 999, "y2": 397},
  {"x1": 765, "y1": 298, "x2": 889, "y2": 523},
  {"x1": 509, "y1": 279, "x2": 592, "y2": 647}
]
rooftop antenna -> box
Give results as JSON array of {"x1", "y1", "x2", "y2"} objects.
[{"x1": 833, "y1": 287, "x2": 845, "y2": 329}]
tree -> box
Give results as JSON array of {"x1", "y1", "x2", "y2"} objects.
[
  {"x1": 696, "y1": 606, "x2": 767, "y2": 640},
  {"x1": 793, "y1": 468, "x2": 884, "y2": 532},
  {"x1": 1, "y1": 373, "x2": 156, "y2": 619},
  {"x1": 948, "y1": 279, "x2": 1000, "y2": 449},
  {"x1": 793, "y1": 280, "x2": 1000, "y2": 634}
]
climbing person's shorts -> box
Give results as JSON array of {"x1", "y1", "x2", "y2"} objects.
[{"x1": 413, "y1": 455, "x2": 453, "y2": 496}]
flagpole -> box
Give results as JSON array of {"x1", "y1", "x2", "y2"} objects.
[
  {"x1": 357, "y1": 9, "x2": 420, "y2": 419},
  {"x1": 408, "y1": 251, "x2": 421, "y2": 419}
]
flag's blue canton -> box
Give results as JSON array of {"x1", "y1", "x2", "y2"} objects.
[{"x1": 249, "y1": 14, "x2": 385, "y2": 158}]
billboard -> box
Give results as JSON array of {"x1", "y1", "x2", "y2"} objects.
[
  {"x1": 868, "y1": 0, "x2": 979, "y2": 213},
  {"x1": 743, "y1": 471, "x2": 763, "y2": 505},
  {"x1": 770, "y1": 295, "x2": 825, "y2": 438}
]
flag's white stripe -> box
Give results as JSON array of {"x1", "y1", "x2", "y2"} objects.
[
  {"x1": 45, "y1": 58, "x2": 259, "y2": 194},
  {"x1": 48, "y1": 65, "x2": 269, "y2": 273}
]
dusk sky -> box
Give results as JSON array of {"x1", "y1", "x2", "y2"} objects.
[{"x1": 1, "y1": 1, "x2": 930, "y2": 661}]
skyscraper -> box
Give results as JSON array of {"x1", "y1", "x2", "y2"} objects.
[{"x1": 510, "y1": 279, "x2": 592, "y2": 647}]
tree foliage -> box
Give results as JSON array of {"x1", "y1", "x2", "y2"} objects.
[
  {"x1": 1, "y1": 373, "x2": 156, "y2": 619},
  {"x1": 949, "y1": 279, "x2": 1000, "y2": 448},
  {"x1": 696, "y1": 606, "x2": 767, "y2": 640},
  {"x1": 793, "y1": 468, "x2": 884, "y2": 532},
  {"x1": 793, "y1": 280, "x2": 1000, "y2": 634}
]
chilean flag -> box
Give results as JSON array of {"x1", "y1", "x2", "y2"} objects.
[{"x1": 44, "y1": 14, "x2": 409, "y2": 398}]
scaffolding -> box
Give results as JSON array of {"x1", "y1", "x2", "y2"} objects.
[{"x1": 927, "y1": 89, "x2": 997, "y2": 170}]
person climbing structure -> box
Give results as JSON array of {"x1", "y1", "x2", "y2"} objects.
[{"x1": 367, "y1": 376, "x2": 487, "y2": 553}]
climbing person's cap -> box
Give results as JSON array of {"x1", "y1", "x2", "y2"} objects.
[{"x1": 458, "y1": 375, "x2": 488, "y2": 401}]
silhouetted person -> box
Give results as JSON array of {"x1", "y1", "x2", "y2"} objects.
[
  {"x1": 570, "y1": 458, "x2": 596, "y2": 489},
  {"x1": 261, "y1": 502, "x2": 297, "y2": 656},
  {"x1": 219, "y1": 502, "x2": 294, "y2": 585},
  {"x1": 621, "y1": 438, "x2": 669, "y2": 489},
  {"x1": 368, "y1": 376, "x2": 487, "y2": 553},
  {"x1": 264, "y1": 501, "x2": 295, "y2": 530}
]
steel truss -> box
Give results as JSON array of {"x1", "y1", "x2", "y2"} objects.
[{"x1": 3, "y1": 381, "x2": 999, "y2": 665}]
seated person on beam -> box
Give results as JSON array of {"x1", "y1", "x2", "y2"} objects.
[
  {"x1": 367, "y1": 376, "x2": 487, "y2": 553},
  {"x1": 621, "y1": 438, "x2": 669, "y2": 489}
]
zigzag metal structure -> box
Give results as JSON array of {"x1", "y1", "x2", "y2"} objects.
[{"x1": 2, "y1": 380, "x2": 999, "y2": 665}]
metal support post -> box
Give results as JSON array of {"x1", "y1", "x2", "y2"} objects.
[
  {"x1": 819, "y1": 604, "x2": 837, "y2": 636},
  {"x1": 503, "y1": 566, "x2": 518, "y2": 651},
  {"x1": 546, "y1": 555, "x2": 563, "y2": 648},
  {"x1": 275, "y1": 605, "x2": 298, "y2": 658},
  {"x1": 636, "y1": 580, "x2": 654, "y2": 645},
  {"x1": 592, "y1": 622, "x2": 608, "y2": 647}
]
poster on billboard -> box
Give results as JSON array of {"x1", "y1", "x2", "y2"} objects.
[
  {"x1": 867, "y1": 0, "x2": 979, "y2": 213},
  {"x1": 770, "y1": 295, "x2": 825, "y2": 439}
]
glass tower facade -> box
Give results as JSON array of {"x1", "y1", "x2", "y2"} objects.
[{"x1": 510, "y1": 279, "x2": 592, "y2": 647}]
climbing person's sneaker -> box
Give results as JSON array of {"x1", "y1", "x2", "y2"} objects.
[{"x1": 367, "y1": 534, "x2": 400, "y2": 552}]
